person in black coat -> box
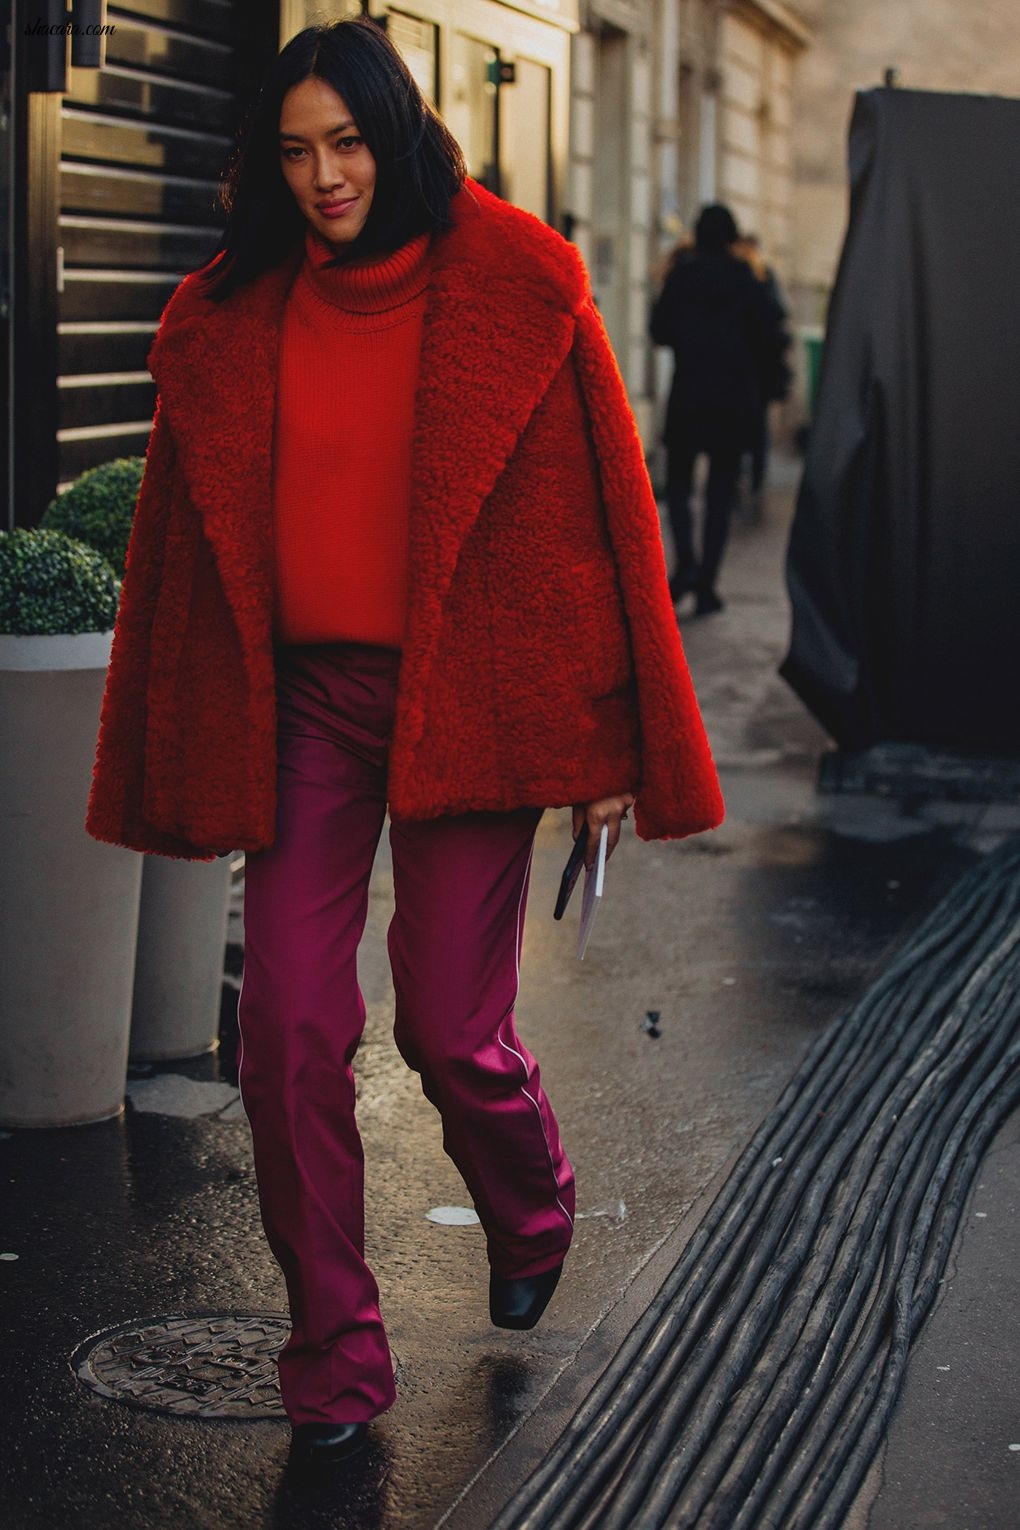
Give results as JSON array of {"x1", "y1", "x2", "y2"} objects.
[
  {"x1": 733, "y1": 233, "x2": 794, "y2": 517},
  {"x1": 651, "y1": 204, "x2": 784, "y2": 614}
]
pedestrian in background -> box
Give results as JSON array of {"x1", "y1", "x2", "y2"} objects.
[
  {"x1": 732, "y1": 232, "x2": 793, "y2": 518},
  {"x1": 651, "y1": 203, "x2": 785, "y2": 614},
  {"x1": 86, "y1": 18, "x2": 723, "y2": 1469}
]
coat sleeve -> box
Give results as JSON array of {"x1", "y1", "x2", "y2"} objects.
[
  {"x1": 85, "y1": 398, "x2": 216, "y2": 860},
  {"x1": 570, "y1": 296, "x2": 725, "y2": 841}
]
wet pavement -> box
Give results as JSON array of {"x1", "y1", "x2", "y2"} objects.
[{"x1": 2, "y1": 463, "x2": 1017, "y2": 1528}]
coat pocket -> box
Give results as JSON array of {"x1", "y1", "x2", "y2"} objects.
[{"x1": 568, "y1": 555, "x2": 635, "y2": 699}]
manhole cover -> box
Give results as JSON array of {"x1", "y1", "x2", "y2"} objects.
[{"x1": 72, "y1": 1311, "x2": 290, "y2": 1418}]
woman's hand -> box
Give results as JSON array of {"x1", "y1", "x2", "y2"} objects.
[{"x1": 572, "y1": 794, "x2": 636, "y2": 870}]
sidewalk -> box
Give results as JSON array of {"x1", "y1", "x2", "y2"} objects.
[{"x1": 1, "y1": 465, "x2": 1016, "y2": 1529}]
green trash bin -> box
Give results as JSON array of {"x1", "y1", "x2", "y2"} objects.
[{"x1": 802, "y1": 326, "x2": 825, "y2": 418}]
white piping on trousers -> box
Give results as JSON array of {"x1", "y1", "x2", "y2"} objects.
[
  {"x1": 497, "y1": 836, "x2": 575, "y2": 1236},
  {"x1": 234, "y1": 874, "x2": 251, "y2": 1126}
]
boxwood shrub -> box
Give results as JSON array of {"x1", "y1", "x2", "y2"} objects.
[
  {"x1": 0, "y1": 528, "x2": 121, "y2": 636},
  {"x1": 41, "y1": 457, "x2": 144, "y2": 574}
]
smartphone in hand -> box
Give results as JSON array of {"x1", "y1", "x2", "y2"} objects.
[
  {"x1": 577, "y1": 824, "x2": 609, "y2": 960},
  {"x1": 553, "y1": 824, "x2": 589, "y2": 920}
]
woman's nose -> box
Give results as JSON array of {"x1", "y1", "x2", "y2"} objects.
[{"x1": 313, "y1": 153, "x2": 344, "y2": 191}]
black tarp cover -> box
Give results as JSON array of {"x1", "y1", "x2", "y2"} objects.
[{"x1": 782, "y1": 87, "x2": 1020, "y2": 753}]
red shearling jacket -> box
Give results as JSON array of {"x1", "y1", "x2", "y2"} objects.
[{"x1": 86, "y1": 179, "x2": 723, "y2": 860}]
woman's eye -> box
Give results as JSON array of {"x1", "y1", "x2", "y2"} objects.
[{"x1": 280, "y1": 137, "x2": 361, "y2": 161}]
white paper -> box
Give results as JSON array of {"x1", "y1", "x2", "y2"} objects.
[{"x1": 578, "y1": 823, "x2": 609, "y2": 960}]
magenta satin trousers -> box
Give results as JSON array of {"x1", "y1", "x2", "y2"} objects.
[{"x1": 237, "y1": 641, "x2": 575, "y2": 1424}]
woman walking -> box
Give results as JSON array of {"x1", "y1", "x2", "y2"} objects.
[{"x1": 87, "y1": 18, "x2": 723, "y2": 1465}]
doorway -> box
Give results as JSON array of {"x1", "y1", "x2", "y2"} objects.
[{"x1": 447, "y1": 30, "x2": 551, "y2": 220}]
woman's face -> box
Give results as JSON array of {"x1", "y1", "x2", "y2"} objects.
[{"x1": 279, "y1": 76, "x2": 377, "y2": 248}]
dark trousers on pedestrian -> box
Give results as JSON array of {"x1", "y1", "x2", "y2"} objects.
[
  {"x1": 237, "y1": 641, "x2": 575, "y2": 1425},
  {"x1": 665, "y1": 412, "x2": 744, "y2": 598}
]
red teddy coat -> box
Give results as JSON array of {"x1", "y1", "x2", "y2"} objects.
[{"x1": 85, "y1": 179, "x2": 724, "y2": 860}]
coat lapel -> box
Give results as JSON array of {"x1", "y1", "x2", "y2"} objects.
[
  {"x1": 402, "y1": 242, "x2": 578, "y2": 704},
  {"x1": 148, "y1": 253, "x2": 301, "y2": 677},
  {"x1": 147, "y1": 182, "x2": 583, "y2": 690},
  {"x1": 410, "y1": 184, "x2": 582, "y2": 625}
]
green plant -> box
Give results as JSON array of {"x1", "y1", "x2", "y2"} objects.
[
  {"x1": 0, "y1": 528, "x2": 121, "y2": 636},
  {"x1": 41, "y1": 456, "x2": 144, "y2": 574}
]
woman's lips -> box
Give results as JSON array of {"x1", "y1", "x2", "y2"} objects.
[{"x1": 317, "y1": 197, "x2": 358, "y2": 219}]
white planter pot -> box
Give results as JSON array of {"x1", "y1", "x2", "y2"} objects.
[
  {"x1": 130, "y1": 855, "x2": 233, "y2": 1061},
  {"x1": 0, "y1": 631, "x2": 143, "y2": 1128}
]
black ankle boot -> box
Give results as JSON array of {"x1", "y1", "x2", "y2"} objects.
[
  {"x1": 669, "y1": 567, "x2": 697, "y2": 603},
  {"x1": 290, "y1": 1421, "x2": 368, "y2": 1464},
  {"x1": 489, "y1": 1262, "x2": 563, "y2": 1330},
  {"x1": 694, "y1": 586, "x2": 725, "y2": 615}
]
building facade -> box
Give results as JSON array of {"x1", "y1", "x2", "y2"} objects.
[
  {"x1": 1, "y1": 0, "x2": 810, "y2": 525},
  {"x1": 2, "y1": 0, "x2": 583, "y2": 527},
  {"x1": 564, "y1": 0, "x2": 807, "y2": 444},
  {"x1": 638, "y1": 0, "x2": 809, "y2": 442},
  {"x1": 9, "y1": 2, "x2": 1019, "y2": 529}
]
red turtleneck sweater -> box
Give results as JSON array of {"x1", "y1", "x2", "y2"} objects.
[{"x1": 271, "y1": 227, "x2": 432, "y2": 647}]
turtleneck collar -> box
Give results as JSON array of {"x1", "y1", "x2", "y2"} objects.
[{"x1": 301, "y1": 227, "x2": 433, "y2": 316}]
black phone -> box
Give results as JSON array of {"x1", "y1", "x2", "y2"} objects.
[{"x1": 553, "y1": 824, "x2": 589, "y2": 920}]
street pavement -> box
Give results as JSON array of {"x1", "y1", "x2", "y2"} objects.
[{"x1": 1, "y1": 462, "x2": 1017, "y2": 1529}]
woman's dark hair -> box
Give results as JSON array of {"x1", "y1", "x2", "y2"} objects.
[
  {"x1": 694, "y1": 203, "x2": 740, "y2": 254},
  {"x1": 203, "y1": 18, "x2": 467, "y2": 300}
]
